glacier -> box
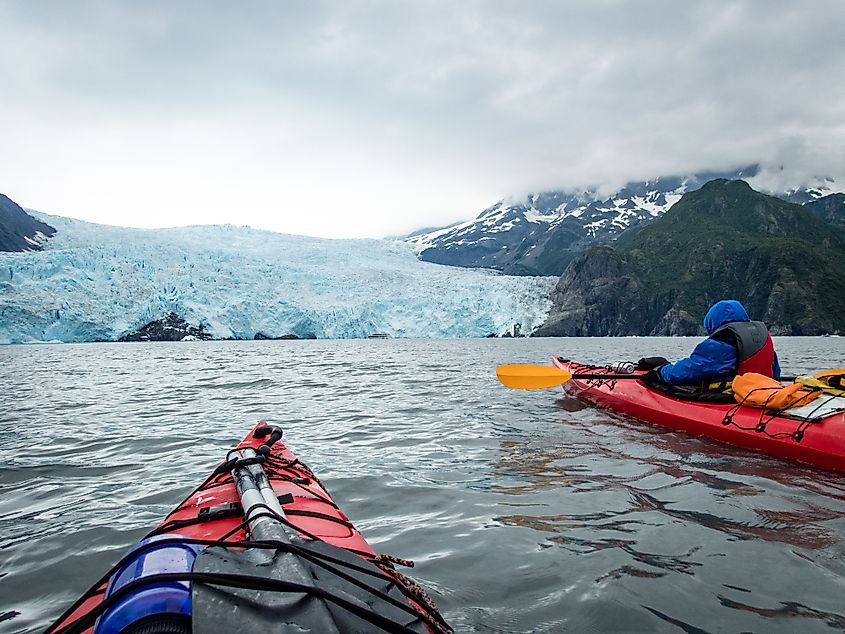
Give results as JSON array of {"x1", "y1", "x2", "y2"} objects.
[{"x1": 0, "y1": 213, "x2": 556, "y2": 343}]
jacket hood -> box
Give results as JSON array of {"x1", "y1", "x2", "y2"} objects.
[{"x1": 704, "y1": 300, "x2": 750, "y2": 334}]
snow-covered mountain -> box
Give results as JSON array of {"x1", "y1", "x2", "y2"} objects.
[
  {"x1": 406, "y1": 166, "x2": 839, "y2": 276},
  {"x1": 0, "y1": 212, "x2": 555, "y2": 344}
]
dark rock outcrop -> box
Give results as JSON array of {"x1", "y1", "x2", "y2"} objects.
[
  {"x1": 534, "y1": 180, "x2": 845, "y2": 336},
  {"x1": 254, "y1": 332, "x2": 300, "y2": 340},
  {"x1": 119, "y1": 312, "x2": 213, "y2": 342},
  {"x1": 535, "y1": 248, "x2": 646, "y2": 336},
  {"x1": 0, "y1": 194, "x2": 56, "y2": 252}
]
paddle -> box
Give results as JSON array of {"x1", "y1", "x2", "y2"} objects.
[
  {"x1": 233, "y1": 425, "x2": 292, "y2": 542},
  {"x1": 496, "y1": 363, "x2": 799, "y2": 390},
  {"x1": 495, "y1": 364, "x2": 643, "y2": 389}
]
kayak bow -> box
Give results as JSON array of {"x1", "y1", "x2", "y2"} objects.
[{"x1": 47, "y1": 423, "x2": 451, "y2": 634}]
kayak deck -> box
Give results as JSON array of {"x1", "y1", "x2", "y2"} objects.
[
  {"x1": 47, "y1": 422, "x2": 451, "y2": 634},
  {"x1": 554, "y1": 358, "x2": 845, "y2": 472}
]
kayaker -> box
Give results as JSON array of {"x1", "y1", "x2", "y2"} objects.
[{"x1": 645, "y1": 299, "x2": 780, "y2": 386}]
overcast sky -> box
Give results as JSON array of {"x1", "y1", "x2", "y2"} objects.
[{"x1": 1, "y1": 1, "x2": 843, "y2": 238}]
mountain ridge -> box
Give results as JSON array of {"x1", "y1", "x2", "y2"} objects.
[
  {"x1": 534, "y1": 179, "x2": 845, "y2": 336},
  {"x1": 406, "y1": 166, "x2": 840, "y2": 276}
]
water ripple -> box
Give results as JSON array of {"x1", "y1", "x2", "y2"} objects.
[{"x1": 1, "y1": 337, "x2": 845, "y2": 633}]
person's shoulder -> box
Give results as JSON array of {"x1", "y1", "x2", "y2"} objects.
[
  {"x1": 694, "y1": 335, "x2": 737, "y2": 356},
  {"x1": 701, "y1": 331, "x2": 735, "y2": 346}
]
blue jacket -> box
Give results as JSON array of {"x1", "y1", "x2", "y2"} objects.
[{"x1": 658, "y1": 300, "x2": 781, "y2": 385}]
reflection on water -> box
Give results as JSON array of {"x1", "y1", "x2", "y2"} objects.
[
  {"x1": 715, "y1": 597, "x2": 845, "y2": 629},
  {"x1": 494, "y1": 432, "x2": 842, "y2": 553},
  {"x1": 1, "y1": 337, "x2": 845, "y2": 633}
]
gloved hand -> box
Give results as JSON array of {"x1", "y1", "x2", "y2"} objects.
[
  {"x1": 636, "y1": 357, "x2": 669, "y2": 371},
  {"x1": 641, "y1": 368, "x2": 665, "y2": 384}
]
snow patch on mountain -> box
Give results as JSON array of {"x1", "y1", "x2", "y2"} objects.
[
  {"x1": 0, "y1": 213, "x2": 555, "y2": 344},
  {"x1": 405, "y1": 166, "x2": 841, "y2": 276},
  {"x1": 421, "y1": 178, "x2": 702, "y2": 249}
]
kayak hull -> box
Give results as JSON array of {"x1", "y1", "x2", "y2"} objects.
[
  {"x1": 49, "y1": 422, "x2": 446, "y2": 633},
  {"x1": 554, "y1": 358, "x2": 845, "y2": 472}
]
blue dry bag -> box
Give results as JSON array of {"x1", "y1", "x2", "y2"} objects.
[{"x1": 93, "y1": 534, "x2": 202, "y2": 634}]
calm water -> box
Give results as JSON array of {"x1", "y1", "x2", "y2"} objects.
[{"x1": 2, "y1": 337, "x2": 845, "y2": 633}]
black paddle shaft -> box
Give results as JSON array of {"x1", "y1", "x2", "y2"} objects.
[
  {"x1": 570, "y1": 372, "x2": 798, "y2": 382},
  {"x1": 570, "y1": 373, "x2": 647, "y2": 380}
]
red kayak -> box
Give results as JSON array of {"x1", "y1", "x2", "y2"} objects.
[
  {"x1": 46, "y1": 423, "x2": 451, "y2": 634},
  {"x1": 554, "y1": 358, "x2": 845, "y2": 472}
]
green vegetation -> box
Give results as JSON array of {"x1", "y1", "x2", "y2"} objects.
[{"x1": 617, "y1": 180, "x2": 845, "y2": 333}]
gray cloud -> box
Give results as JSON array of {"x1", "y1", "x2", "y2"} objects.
[{"x1": 1, "y1": 0, "x2": 843, "y2": 237}]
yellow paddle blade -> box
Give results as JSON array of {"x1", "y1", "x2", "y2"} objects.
[
  {"x1": 816, "y1": 368, "x2": 845, "y2": 379},
  {"x1": 496, "y1": 364, "x2": 573, "y2": 390}
]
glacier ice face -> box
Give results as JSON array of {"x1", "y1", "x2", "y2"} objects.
[{"x1": 0, "y1": 213, "x2": 555, "y2": 343}]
